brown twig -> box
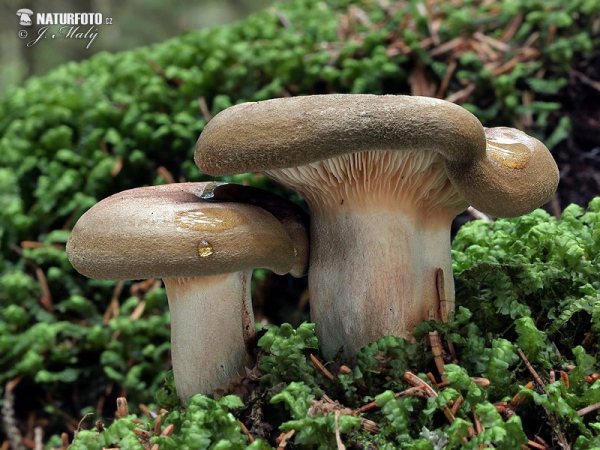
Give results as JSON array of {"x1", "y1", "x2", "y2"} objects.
[
  {"x1": 198, "y1": 97, "x2": 212, "y2": 122},
  {"x1": 451, "y1": 395, "x2": 464, "y2": 416},
  {"x1": 577, "y1": 402, "x2": 600, "y2": 417},
  {"x1": 153, "y1": 414, "x2": 162, "y2": 437},
  {"x1": 353, "y1": 387, "x2": 426, "y2": 415},
  {"x1": 310, "y1": 354, "x2": 335, "y2": 380},
  {"x1": 276, "y1": 430, "x2": 295, "y2": 449},
  {"x1": 102, "y1": 281, "x2": 124, "y2": 325},
  {"x1": 239, "y1": 421, "x2": 254, "y2": 443},
  {"x1": 509, "y1": 381, "x2": 535, "y2": 410},
  {"x1": 157, "y1": 166, "x2": 175, "y2": 184},
  {"x1": 472, "y1": 406, "x2": 484, "y2": 435},
  {"x1": 404, "y1": 372, "x2": 456, "y2": 423},
  {"x1": 428, "y1": 331, "x2": 447, "y2": 382},
  {"x1": 60, "y1": 432, "x2": 69, "y2": 450},
  {"x1": 517, "y1": 349, "x2": 546, "y2": 392},
  {"x1": 334, "y1": 411, "x2": 346, "y2": 450},
  {"x1": 160, "y1": 424, "x2": 174, "y2": 436},
  {"x1": 116, "y1": 397, "x2": 129, "y2": 418},
  {"x1": 527, "y1": 440, "x2": 549, "y2": 450}
]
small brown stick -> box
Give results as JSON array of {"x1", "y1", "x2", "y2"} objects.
[
  {"x1": 198, "y1": 97, "x2": 212, "y2": 122},
  {"x1": 509, "y1": 381, "x2": 535, "y2": 409},
  {"x1": 436, "y1": 268, "x2": 450, "y2": 323},
  {"x1": 439, "y1": 403, "x2": 457, "y2": 424},
  {"x1": 353, "y1": 387, "x2": 426, "y2": 415},
  {"x1": 534, "y1": 435, "x2": 551, "y2": 448},
  {"x1": 110, "y1": 156, "x2": 123, "y2": 177},
  {"x1": 20, "y1": 241, "x2": 61, "y2": 250},
  {"x1": 404, "y1": 372, "x2": 456, "y2": 423},
  {"x1": 403, "y1": 372, "x2": 438, "y2": 398},
  {"x1": 310, "y1": 354, "x2": 335, "y2": 380},
  {"x1": 157, "y1": 166, "x2": 175, "y2": 184},
  {"x1": 60, "y1": 432, "x2": 69, "y2": 450},
  {"x1": 585, "y1": 373, "x2": 600, "y2": 384},
  {"x1": 445, "y1": 83, "x2": 476, "y2": 104},
  {"x1": 133, "y1": 428, "x2": 151, "y2": 438},
  {"x1": 559, "y1": 371, "x2": 569, "y2": 389},
  {"x1": 446, "y1": 340, "x2": 459, "y2": 363},
  {"x1": 160, "y1": 424, "x2": 175, "y2": 436},
  {"x1": 76, "y1": 413, "x2": 93, "y2": 432},
  {"x1": 35, "y1": 267, "x2": 53, "y2": 312},
  {"x1": 527, "y1": 440, "x2": 548, "y2": 450},
  {"x1": 582, "y1": 329, "x2": 594, "y2": 347},
  {"x1": 473, "y1": 31, "x2": 511, "y2": 52},
  {"x1": 338, "y1": 365, "x2": 352, "y2": 375},
  {"x1": 426, "y1": 372, "x2": 438, "y2": 385},
  {"x1": 95, "y1": 420, "x2": 105, "y2": 433},
  {"x1": 428, "y1": 331, "x2": 447, "y2": 382},
  {"x1": 436, "y1": 59, "x2": 457, "y2": 99},
  {"x1": 139, "y1": 404, "x2": 157, "y2": 419},
  {"x1": 276, "y1": 430, "x2": 295, "y2": 449},
  {"x1": 102, "y1": 281, "x2": 124, "y2": 324},
  {"x1": 130, "y1": 300, "x2": 147, "y2": 321},
  {"x1": 116, "y1": 397, "x2": 129, "y2": 418},
  {"x1": 500, "y1": 13, "x2": 524, "y2": 42},
  {"x1": 153, "y1": 414, "x2": 162, "y2": 437},
  {"x1": 429, "y1": 37, "x2": 466, "y2": 57},
  {"x1": 360, "y1": 418, "x2": 378, "y2": 433},
  {"x1": 472, "y1": 406, "x2": 484, "y2": 434},
  {"x1": 494, "y1": 401, "x2": 516, "y2": 419},
  {"x1": 517, "y1": 349, "x2": 546, "y2": 392},
  {"x1": 239, "y1": 421, "x2": 254, "y2": 443},
  {"x1": 470, "y1": 377, "x2": 491, "y2": 387},
  {"x1": 334, "y1": 411, "x2": 346, "y2": 450},
  {"x1": 451, "y1": 395, "x2": 464, "y2": 416},
  {"x1": 577, "y1": 402, "x2": 600, "y2": 417}
]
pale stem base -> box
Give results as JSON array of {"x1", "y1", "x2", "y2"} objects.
[
  {"x1": 163, "y1": 271, "x2": 254, "y2": 402},
  {"x1": 310, "y1": 208, "x2": 455, "y2": 360}
]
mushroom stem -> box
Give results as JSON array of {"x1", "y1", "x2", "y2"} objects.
[
  {"x1": 308, "y1": 206, "x2": 456, "y2": 360},
  {"x1": 265, "y1": 149, "x2": 467, "y2": 361},
  {"x1": 163, "y1": 271, "x2": 254, "y2": 402}
]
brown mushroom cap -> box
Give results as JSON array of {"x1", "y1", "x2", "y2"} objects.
[
  {"x1": 195, "y1": 94, "x2": 559, "y2": 217},
  {"x1": 197, "y1": 182, "x2": 309, "y2": 277},
  {"x1": 445, "y1": 127, "x2": 559, "y2": 217},
  {"x1": 66, "y1": 182, "x2": 298, "y2": 280}
]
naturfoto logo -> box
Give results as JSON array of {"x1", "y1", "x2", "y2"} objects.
[
  {"x1": 17, "y1": 9, "x2": 114, "y2": 49},
  {"x1": 16, "y1": 8, "x2": 33, "y2": 26}
]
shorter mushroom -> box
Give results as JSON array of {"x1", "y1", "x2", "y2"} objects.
[{"x1": 66, "y1": 182, "x2": 308, "y2": 402}]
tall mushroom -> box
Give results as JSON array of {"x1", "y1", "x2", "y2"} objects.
[
  {"x1": 194, "y1": 94, "x2": 559, "y2": 360},
  {"x1": 66, "y1": 182, "x2": 308, "y2": 401}
]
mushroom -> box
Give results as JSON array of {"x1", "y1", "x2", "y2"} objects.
[
  {"x1": 66, "y1": 182, "x2": 308, "y2": 401},
  {"x1": 194, "y1": 94, "x2": 559, "y2": 360}
]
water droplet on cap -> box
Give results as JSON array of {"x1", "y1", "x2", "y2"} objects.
[
  {"x1": 486, "y1": 129, "x2": 532, "y2": 169},
  {"x1": 197, "y1": 240, "x2": 214, "y2": 257}
]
